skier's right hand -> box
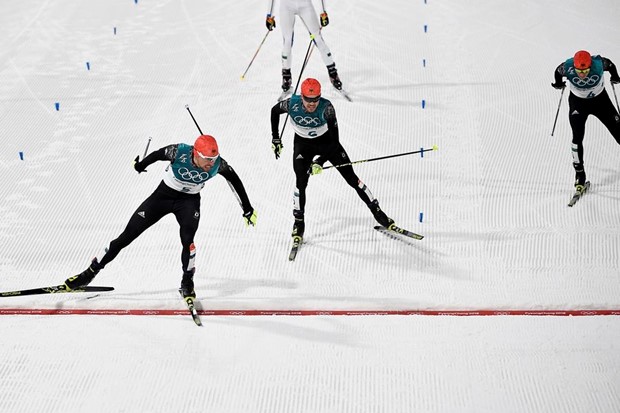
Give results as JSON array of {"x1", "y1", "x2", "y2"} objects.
[
  {"x1": 133, "y1": 156, "x2": 146, "y2": 173},
  {"x1": 272, "y1": 137, "x2": 283, "y2": 159},
  {"x1": 266, "y1": 14, "x2": 276, "y2": 31},
  {"x1": 551, "y1": 80, "x2": 566, "y2": 90},
  {"x1": 320, "y1": 12, "x2": 329, "y2": 27}
]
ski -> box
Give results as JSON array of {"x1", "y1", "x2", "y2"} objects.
[
  {"x1": 0, "y1": 284, "x2": 114, "y2": 297},
  {"x1": 288, "y1": 235, "x2": 303, "y2": 261},
  {"x1": 278, "y1": 89, "x2": 292, "y2": 102},
  {"x1": 568, "y1": 181, "x2": 590, "y2": 207},
  {"x1": 179, "y1": 290, "x2": 202, "y2": 326},
  {"x1": 374, "y1": 224, "x2": 424, "y2": 240}
]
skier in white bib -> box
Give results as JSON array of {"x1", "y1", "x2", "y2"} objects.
[{"x1": 265, "y1": 0, "x2": 343, "y2": 95}]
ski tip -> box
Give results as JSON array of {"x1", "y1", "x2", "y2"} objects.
[
  {"x1": 432, "y1": 144, "x2": 439, "y2": 151},
  {"x1": 84, "y1": 286, "x2": 115, "y2": 292}
]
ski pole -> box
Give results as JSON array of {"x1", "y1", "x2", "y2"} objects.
[
  {"x1": 280, "y1": 34, "x2": 315, "y2": 137},
  {"x1": 143, "y1": 136, "x2": 152, "y2": 158},
  {"x1": 611, "y1": 83, "x2": 620, "y2": 114},
  {"x1": 551, "y1": 87, "x2": 565, "y2": 137},
  {"x1": 323, "y1": 145, "x2": 439, "y2": 170},
  {"x1": 185, "y1": 105, "x2": 204, "y2": 135},
  {"x1": 241, "y1": 31, "x2": 271, "y2": 80}
]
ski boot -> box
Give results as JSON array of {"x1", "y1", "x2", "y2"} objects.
[
  {"x1": 327, "y1": 63, "x2": 342, "y2": 90},
  {"x1": 369, "y1": 200, "x2": 394, "y2": 229},
  {"x1": 282, "y1": 68, "x2": 292, "y2": 92},
  {"x1": 574, "y1": 166, "x2": 586, "y2": 191},
  {"x1": 292, "y1": 218, "x2": 305, "y2": 239},
  {"x1": 64, "y1": 258, "x2": 102, "y2": 290},
  {"x1": 179, "y1": 269, "x2": 196, "y2": 300}
]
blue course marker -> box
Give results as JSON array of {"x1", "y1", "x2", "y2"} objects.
[
  {"x1": 19, "y1": 152, "x2": 24, "y2": 160},
  {"x1": 55, "y1": 102, "x2": 60, "y2": 111}
]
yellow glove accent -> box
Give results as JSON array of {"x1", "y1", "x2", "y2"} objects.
[
  {"x1": 311, "y1": 163, "x2": 323, "y2": 175},
  {"x1": 244, "y1": 210, "x2": 258, "y2": 227}
]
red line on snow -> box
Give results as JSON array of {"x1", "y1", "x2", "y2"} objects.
[{"x1": 1, "y1": 309, "x2": 620, "y2": 316}]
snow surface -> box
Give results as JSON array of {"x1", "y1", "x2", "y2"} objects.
[{"x1": 1, "y1": 0, "x2": 619, "y2": 412}]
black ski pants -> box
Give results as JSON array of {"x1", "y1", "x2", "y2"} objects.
[
  {"x1": 292, "y1": 133, "x2": 375, "y2": 217},
  {"x1": 99, "y1": 181, "x2": 201, "y2": 274},
  {"x1": 569, "y1": 89, "x2": 620, "y2": 170}
]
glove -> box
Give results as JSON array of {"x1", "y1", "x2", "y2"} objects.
[
  {"x1": 310, "y1": 163, "x2": 323, "y2": 175},
  {"x1": 551, "y1": 80, "x2": 566, "y2": 90},
  {"x1": 133, "y1": 156, "x2": 146, "y2": 173},
  {"x1": 320, "y1": 12, "x2": 329, "y2": 27},
  {"x1": 610, "y1": 75, "x2": 620, "y2": 84},
  {"x1": 272, "y1": 137, "x2": 283, "y2": 159},
  {"x1": 243, "y1": 209, "x2": 257, "y2": 226},
  {"x1": 266, "y1": 14, "x2": 276, "y2": 31}
]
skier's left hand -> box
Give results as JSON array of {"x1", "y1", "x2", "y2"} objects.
[
  {"x1": 610, "y1": 75, "x2": 620, "y2": 84},
  {"x1": 310, "y1": 163, "x2": 323, "y2": 175},
  {"x1": 320, "y1": 12, "x2": 329, "y2": 27},
  {"x1": 243, "y1": 209, "x2": 258, "y2": 226}
]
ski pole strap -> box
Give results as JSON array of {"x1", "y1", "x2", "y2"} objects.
[{"x1": 323, "y1": 146, "x2": 438, "y2": 170}]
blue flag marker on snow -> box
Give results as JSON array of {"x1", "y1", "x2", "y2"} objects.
[
  {"x1": 424, "y1": 24, "x2": 428, "y2": 33},
  {"x1": 114, "y1": 27, "x2": 117, "y2": 35},
  {"x1": 19, "y1": 152, "x2": 24, "y2": 160},
  {"x1": 55, "y1": 102, "x2": 60, "y2": 111},
  {"x1": 423, "y1": 59, "x2": 426, "y2": 67},
  {"x1": 422, "y1": 99, "x2": 426, "y2": 109},
  {"x1": 419, "y1": 212, "x2": 424, "y2": 223},
  {"x1": 86, "y1": 62, "x2": 90, "y2": 70}
]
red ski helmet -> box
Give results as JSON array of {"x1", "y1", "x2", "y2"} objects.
[
  {"x1": 301, "y1": 78, "x2": 321, "y2": 97},
  {"x1": 193, "y1": 135, "x2": 219, "y2": 159},
  {"x1": 574, "y1": 50, "x2": 592, "y2": 70}
]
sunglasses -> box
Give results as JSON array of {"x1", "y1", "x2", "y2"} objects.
[
  {"x1": 575, "y1": 68, "x2": 590, "y2": 75},
  {"x1": 196, "y1": 151, "x2": 219, "y2": 162},
  {"x1": 302, "y1": 95, "x2": 321, "y2": 103}
]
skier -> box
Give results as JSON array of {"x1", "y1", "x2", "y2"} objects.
[
  {"x1": 270, "y1": 78, "x2": 394, "y2": 241},
  {"x1": 265, "y1": 0, "x2": 343, "y2": 96},
  {"x1": 552, "y1": 50, "x2": 620, "y2": 190},
  {"x1": 64, "y1": 135, "x2": 257, "y2": 299}
]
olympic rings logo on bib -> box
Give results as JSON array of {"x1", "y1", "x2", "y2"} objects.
[
  {"x1": 572, "y1": 75, "x2": 600, "y2": 87},
  {"x1": 178, "y1": 167, "x2": 210, "y2": 182},
  {"x1": 293, "y1": 115, "x2": 322, "y2": 126}
]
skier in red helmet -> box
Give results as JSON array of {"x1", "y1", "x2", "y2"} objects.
[
  {"x1": 64, "y1": 135, "x2": 256, "y2": 300},
  {"x1": 552, "y1": 50, "x2": 620, "y2": 191},
  {"x1": 271, "y1": 78, "x2": 397, "y2": 244}
]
